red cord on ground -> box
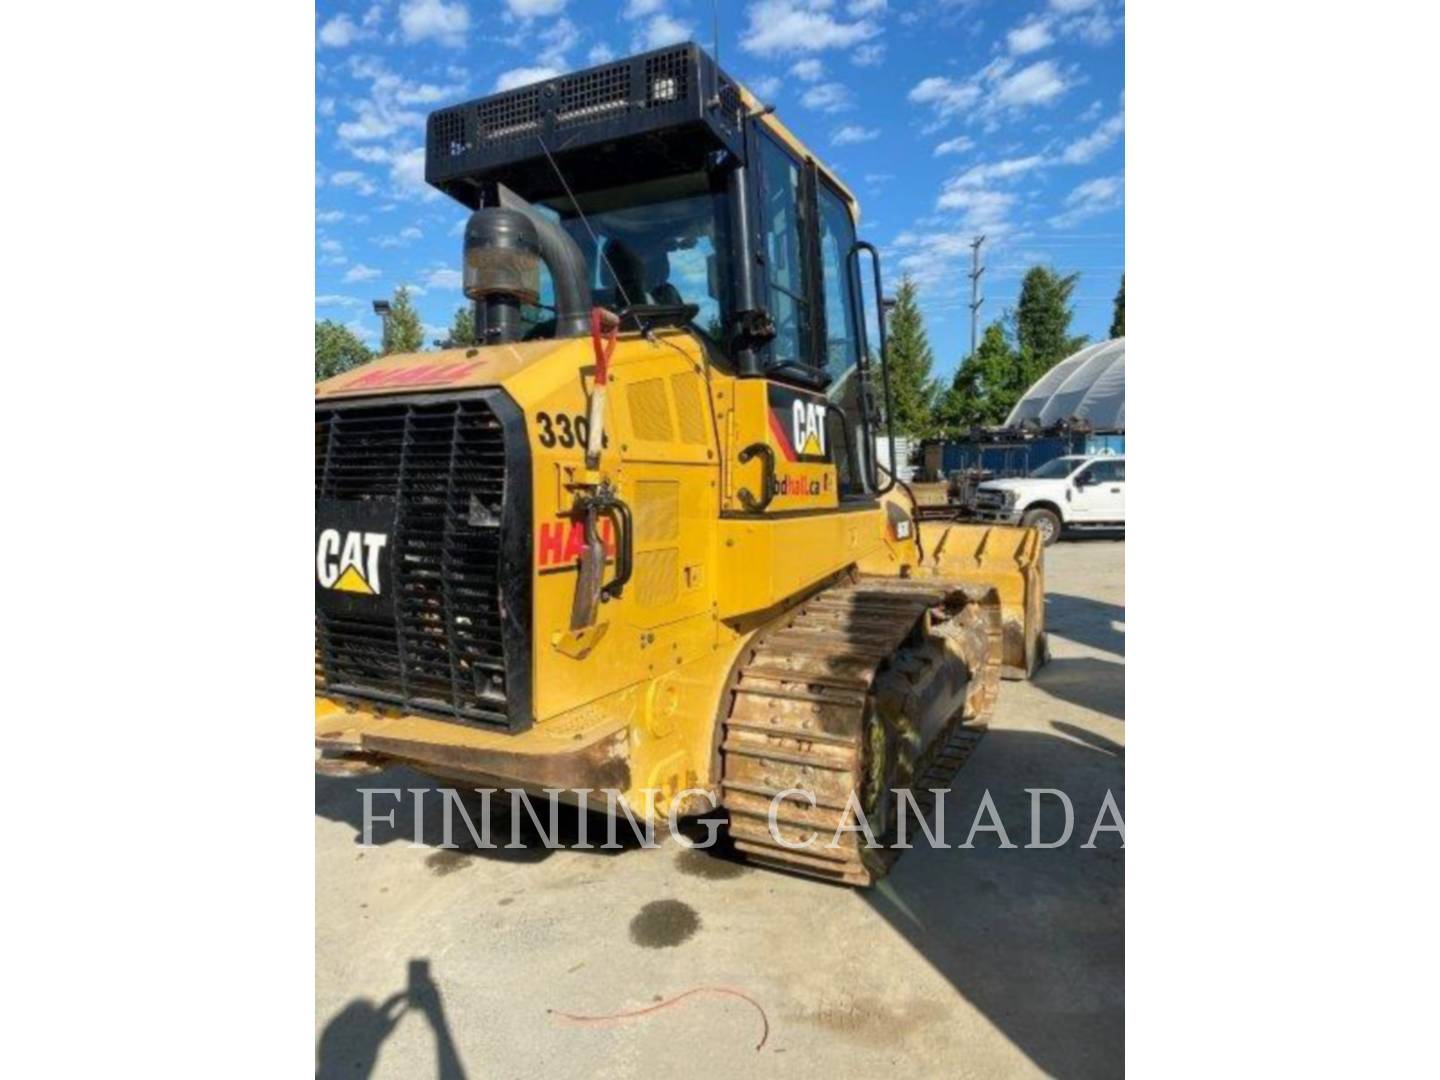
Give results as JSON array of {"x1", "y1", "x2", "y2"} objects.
[{"x1": 549, "y1": 986, "x2": 770, "y2": 1051}]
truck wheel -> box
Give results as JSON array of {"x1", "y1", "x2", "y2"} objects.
[{"x1": 1021, "y1": 507, "x2": 1062, "y2": 546}]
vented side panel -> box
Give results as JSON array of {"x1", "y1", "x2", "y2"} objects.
[
  {"x1": 670, "y1": 371, "x2": 708, "y2": 445},
  {"x1": 634, "y1": 548, "x2": 679, "y2": 608},
  {"x1": 634, "y1": 481, "x2": 679, "y2": 543},
  {"x1": 627, "y1": 378, "x2": 674, "y2": 442}
]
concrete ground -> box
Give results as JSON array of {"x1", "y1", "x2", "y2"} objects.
[{"x1": 316, "y1": 539, "x2": 1124, "y2": 1079}]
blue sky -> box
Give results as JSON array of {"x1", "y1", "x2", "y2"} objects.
[{"x1": 315, "y1": 0, "x2": 1124, "y2": 383}]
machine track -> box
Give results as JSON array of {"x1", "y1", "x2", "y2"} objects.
[{"x1": 720, "y1": 576, "x2": 1002, "y2": 886}]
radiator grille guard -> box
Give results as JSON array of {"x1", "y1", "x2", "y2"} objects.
[{"x1": 315, "y1": 390, "x2": 533, "y2": 731}]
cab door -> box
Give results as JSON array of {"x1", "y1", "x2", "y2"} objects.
[
  {"x1": 724, "y1": 125, "x2": 865, "y2": 514},
  {"x1": 1071, "y1": 458, "x2": 1125, "y2": 522}
]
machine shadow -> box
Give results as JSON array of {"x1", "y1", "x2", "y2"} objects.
[
  {"x1": 1031, "y1": 657, "x2": 1126, "y2": 721},
  {"x1": 862, "y1": 726, "x2": 1125, "y2": 1079},
  {"x1": 1044, "y1": 592, "x2": 1125, "y2": 658},
  {"x1": 316, "y1": 957, "x2": 469, "y2": 1079},
  {"x1": 315, "y1": 766, "x2": 650, "y2": 866}
]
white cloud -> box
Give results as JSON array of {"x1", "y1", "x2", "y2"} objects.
[
  {"x1": 387, "y1": 146, "x2": 432, "y2": 199},
  {"x1": 934, "y1": 135, "x2": 974, "y2": 156},
  {"x1": 588, "y1": 42, "x2": 616, "y2": 64},
  {"x1": 504, "y1": 0, "x2": 566, "y2": 18},
  {"x1": 336, "y1": 56, "x2": 462, "y2": 146},
  {"x1": 622, "y1": 0, "x2": 665, "y2": 15},
  {"x1": 944, "y1": 155, "x2": 1047, "y2": 191},
  {"x1": 740, "y1": 1, "x2": 881, "y2": 56},
  {"x1": 831, "y1": 125, "x2": 879, "y2": 145},
  {"x1": 330, "y1": 170, "x2": 377, "y2": 196},
  {"x1": 848, "y1": 0, "x2": 887, "y2": 14},
  {"x1": 851, "y1": 43, "x2": 885, "y2": 66},
  {"x1": 494, "y1": 65, "x2": 563, "y2": 91},
  {"x1": 1048, "y1": 174, "x2": 1122, "y2": 227},
  {"x1": 800, "y1": 81, "x2": 852, "y2": 112},
  {"x1": 1059, "y1": 112, "x2": 1123, "y2": 164},
  {"x1": 316, "y1": 295, "x2": 362, "y2": 308},
  {"x1": 790, "y1": 58, "x2": 824, "y2": 82},
  {"x1": 398, "y1": 0, "x2": 470, "y2": 48},
  {"x1": 993, "y1": 59, "x2": 1069, "y2": 108},
  {"x1": 318, "y1": 15, "x2": 371, "y2": 49},
  {"x1": 908, "y1": 76, "x2": 981, "y2": 120},
  {"x1": 634, "y1": 12, "x2": 693, "y2": 51},
  {"x1": 1049, "y1": 0, "x2": 1098, "y2": 12},
  {"x1": 748, "y1": 74, "x2": 782, "y2": 98},
  {"x1": 910, "y1": 56, "x2": 1072, "y2": 128},
  {"x1": 1007, "y1": 18, "x2": 1053, "y2": 55},
  {"x1": 344, "y1": 264, "x2": 383, "y2": 283},
  {"x1": 536, "y1": 16, "x2": 580, "y2": 65},
  {"x1": 375, "y1": 226, "x2": 424, "y2": 248},
  {"x1": 317, "y1": 210, "x2": 346, "y2": 224},
  {"x1": 425, "y1": 267, "x2": 464, "y2": 290}
]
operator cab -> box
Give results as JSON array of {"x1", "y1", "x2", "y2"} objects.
[{"x1": 426, "y1": 43, "x2": 890, "y2": 496}]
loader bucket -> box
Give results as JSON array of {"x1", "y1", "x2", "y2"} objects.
[{"x1": 922, "y1": 522, "x2": 1047, "y2": 679}]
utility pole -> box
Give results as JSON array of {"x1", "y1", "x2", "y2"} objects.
[{"x1": 967, "y1": 235, "x2": 985, "y2": 361}]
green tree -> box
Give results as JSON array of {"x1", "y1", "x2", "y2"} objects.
[
  {"x1": 1013, "y1": 266, "x2": 1088, "y2": 388},
  {"x1": 315, "y1": 319, "x2": 372, "y2": 381},
  {"x1": 1109, "y1": 274, "x2": 1124, "y2": 338},
  {"x1": 381, "y1": 285, "x2": 425, "y2": 355},
  {"x1": 936, "y1": 321, "x2": 1023, "y2": 433},
  {"x1": 883, "y1": 276, "x2": 939, "y2": 438},
  {"x1": 437, "y1": 305, "x2": 476, "y2": 349}
]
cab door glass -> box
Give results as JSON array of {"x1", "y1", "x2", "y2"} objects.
[
  {"x1": 816, "y1": 184, "x2": 860, "y2": 385},
  {"x1": 757, "y1": 133, "x2": 814, "y2": 366}
]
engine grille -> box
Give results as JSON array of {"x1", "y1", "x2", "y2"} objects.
[
  {"x1": 974, "y1": 489, "x2": 1008, "y2": 511},
  {"x1": 315, "y1": 392, "x2": 531, "y2": 730}
]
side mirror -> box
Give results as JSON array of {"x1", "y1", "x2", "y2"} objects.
[{"x1": 1073, "y1": 473, "x2": 1091, "y2": 488}]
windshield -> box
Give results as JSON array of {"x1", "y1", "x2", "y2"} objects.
[
  {"x1": 545, "y1": 173, "x2": 731, "y2": 341},
  {"x1": 1029, "y1": 457, "x2": 1086, "y2": 479}
]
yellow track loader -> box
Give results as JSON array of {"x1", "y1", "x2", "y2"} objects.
[{"x1": 315, "y1": 44, "x2": 1046, "y2": 885}]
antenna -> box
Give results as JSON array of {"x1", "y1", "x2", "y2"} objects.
[
  {"x1": 535, "y1": 133, "x2": 642, "y2": 322},
  {"x1": 709, "y1": 0, "x2": 722, "y2": 108}
]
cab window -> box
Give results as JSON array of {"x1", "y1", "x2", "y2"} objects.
[
  {"x1": 1080, "y1": 460, "x2": 1124, "y2": 484},
  {"x1": 757, "y1": 133, "x2": 815, "y2": 368},
  {"x1": 817, "y1": 183, "x2": 859, "y2": 385}
]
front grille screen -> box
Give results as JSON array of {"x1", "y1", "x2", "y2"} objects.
[{"x1": 315, "y1": 396, "x2": 517, "y2": 727}]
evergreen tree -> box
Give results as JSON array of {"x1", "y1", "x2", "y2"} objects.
[
  {"x1": 1109, "y1": 274, "x2": 1124, "y2": 338},
  {"x1": 1013, "y1": 266, "x2": 1088, "y2": 386},
  {"x1": 936, "y1": 321, "x2": 1023, "y2": 433},
  {"x1": 381, "y1": 285, "x2": 425, "y2": 355},
  {"x1": 438, "y1": 305, "x2": 476, "y2": 348},
  {"x1": 882, "y1": 276, "x2": 939, "y2": 438},
  {"x1": 315, "y1": 320, "x2": 372, "y2": 381}
]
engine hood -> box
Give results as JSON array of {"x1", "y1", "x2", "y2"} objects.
[
  {"x1": 978, "y1": 477, "x2": 1068, "y2": 496},
  {"x1": 315, "y1": 337, "x2": 588, "y2": 401}
]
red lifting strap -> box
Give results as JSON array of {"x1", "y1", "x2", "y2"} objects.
[{"x1": 590, "y1": 307, "x2": 619, "y2": 387}]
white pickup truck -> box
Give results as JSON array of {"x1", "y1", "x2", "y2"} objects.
[{"x1": 970, "y1": 454, "x2": 1125, "y2": 545}]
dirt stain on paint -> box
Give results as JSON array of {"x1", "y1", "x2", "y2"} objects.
[{"x1": 629, "y1": 900, "x2": 701, "y2": 948}]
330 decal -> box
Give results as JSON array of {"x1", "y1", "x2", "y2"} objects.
[{"x1": 534, "y1": 411, "x2": 608, "y2": 450}]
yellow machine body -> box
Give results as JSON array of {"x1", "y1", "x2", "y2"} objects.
[{"x1": 315, "y1": 331, "x2": 1044, "y2": 817}]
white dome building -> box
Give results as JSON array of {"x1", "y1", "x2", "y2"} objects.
[{"x1": 1005, "y1": 338, "x2": 1125, "y2": 431}]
